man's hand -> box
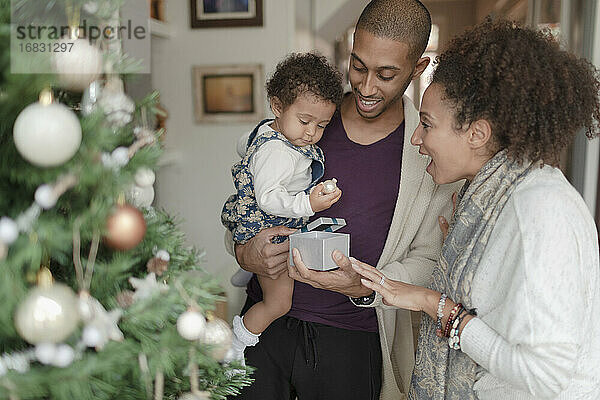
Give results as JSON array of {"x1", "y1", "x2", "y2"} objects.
[
  {"x1": 288, "y1": 248, "x2": 372, "y2": 297},
  {"x1": 235, "y1": 225, "x2": 297, "y2": 280}
]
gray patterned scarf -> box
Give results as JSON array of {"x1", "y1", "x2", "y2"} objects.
[{"x1": 409, "y1": 150, "x2": 537, "y2": 399}]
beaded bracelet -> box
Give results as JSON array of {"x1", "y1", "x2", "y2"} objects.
[
  {"x1": 448, "y1": 313, "x2": 463, "y2": 350},
  {"x1": 444, "y1": 303, "x2": 464, "y2": 338},
  {"x1": 436, "y1": 294, "x2": 447, "y2": 334}
]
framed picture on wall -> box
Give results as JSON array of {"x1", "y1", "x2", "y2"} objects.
[
  {"x1": 192, "y1": 64, "x2": 264, "y2": 123},
  {"x1": 190, "y1": 0, "x2": 263, "y2": 28}
]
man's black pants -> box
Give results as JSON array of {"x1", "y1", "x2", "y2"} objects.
[{"x1": 230, "y1": 296, "x2": 382, "y2": 400}]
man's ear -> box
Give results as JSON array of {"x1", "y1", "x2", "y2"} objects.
[
  {"x1": 412, "y1": 56, "x2": 430, "y2": 80},
  {"x1": 467, "y1": 119, "x2": 493, "y2": 150},
  {"x1": 270, "y1": 97, "x2": 283, "y2": 118}
]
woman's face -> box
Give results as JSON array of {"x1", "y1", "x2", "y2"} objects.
[{"x1": 411, "y1": 83, "x2": 478, "y2": 184}]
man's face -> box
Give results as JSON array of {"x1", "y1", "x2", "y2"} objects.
[{"x1": 348, "y1": 29, "x2": 417, "y2": 120}]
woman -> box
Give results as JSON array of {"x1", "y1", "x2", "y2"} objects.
[{"x1": 292, "y1": 19, "x2": 600, "y2": 399}]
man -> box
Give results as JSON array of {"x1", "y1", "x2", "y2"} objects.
[{"x1": 225, "y1": 1, "x2": 460, "y2": 398}]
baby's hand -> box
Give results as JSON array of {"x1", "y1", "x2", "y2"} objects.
[{"x1": 309, "y1": 183, "x2": 342, "y2": 212}]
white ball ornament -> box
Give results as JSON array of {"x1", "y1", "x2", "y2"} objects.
[
  {"x1": 35, "y1": 343, "x2": 57, "y2": 365},
  {"x1": 201, "y1": 317, "x2": 233, "y2": 362},
  {"x1": 82, "y1": 325, "x2": 103, "y2": 348},
  {"x1": 134, "y1": 168, "x2": 156, "y2": 187},
  {"x1": 155, "y1": 250, "x2": 170, "y2": 262},
  {"x1": 14, "y1": 283, "x2": 80, "y2": 344},
  {"x1": 52, "y1": 38, "x2": 103, "y2": 92},
  {"x1": 34, "y1": 184, "x2": 57, "y2": 210},
  {"x1": 176, "y1": 309, "x2": 207, "y2": 341},
  {"x1": 111, "y1": 147, "x2": 130, "y2": 167},
  {"x1": 127, "y1": 185, "x2": 154, "y2": 208},
  {"x1": 0, "y1": 217, "x2": 19, "y2": 244},
  {"x1": 53, "y1": 344, "x2": 75, "y2": 367},
  {"x1": 13, "y1": 102, "x2": 82, "y2": 167}
]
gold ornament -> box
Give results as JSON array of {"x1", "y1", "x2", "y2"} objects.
[
  {"x1": 14, "y1": 270, "x2": 80, "y2": 344},
  {"x1": 104, "y1": 204, "x2": 146, "y2": 250},
  {"x1": 200, "y1": 314, "x2": 233, "y2": 361}
]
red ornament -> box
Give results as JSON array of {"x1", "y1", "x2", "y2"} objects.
[{"x1": 104, "y1": 204, "x2": 146, "y2": 250}]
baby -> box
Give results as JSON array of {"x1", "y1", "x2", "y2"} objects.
[{"x1": 221, "y1": 52, "x2": 343, "y2": 366}]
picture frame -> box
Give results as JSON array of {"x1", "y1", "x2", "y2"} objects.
[
  {"x1": 192, "y1": 64, "x2": 264, "y2": 124},
  {"x1": 190, "y1": 0, "x2": 263, "y2": 28}
]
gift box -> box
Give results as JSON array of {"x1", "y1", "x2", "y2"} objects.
[{"x1": 289, "y1": 217, "x2": 349, "y2": 271}]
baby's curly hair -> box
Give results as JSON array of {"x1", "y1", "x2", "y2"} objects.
[
  {"x1": 432, "y1": 18, "x2": 600, "y2": 165},
  {"x1": 266, "y1": 52, "x2": 343, "y2": 110}
]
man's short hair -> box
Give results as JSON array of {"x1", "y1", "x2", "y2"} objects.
[{"x1": 356, "y1": 0, "x2": 431, "y2": 60}]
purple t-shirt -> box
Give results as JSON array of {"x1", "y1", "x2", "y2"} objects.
[{"x1": 246, "y1": 111, "x2": 404, "y2": 332}]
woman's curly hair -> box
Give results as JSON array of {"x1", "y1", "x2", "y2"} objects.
[
  {"x1": 432, "y1": 18, "x2": 600, "y2": 165},
  {"x1": 266, "y1": 52, "x2": 343, "y2": 110}
]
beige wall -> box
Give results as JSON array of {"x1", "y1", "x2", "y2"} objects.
[{"x1": 152, "y1": 0, "x2": 293, "y2": 321}]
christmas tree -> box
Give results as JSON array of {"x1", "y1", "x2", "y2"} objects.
[{"x1": 0, "y1": 0, "x2": 251, "y2": 398}]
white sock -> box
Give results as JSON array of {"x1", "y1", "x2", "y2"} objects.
[
  {"x1": 230, "y1": 269, "x2": 253, "y2": 287},
  {"x1": 224, "y1": 315, "x2": 259, "y2": 367}
]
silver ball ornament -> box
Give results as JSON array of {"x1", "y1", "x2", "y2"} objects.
[
  {"x1": 176, "y1": 310, "x2": 207, "y2": 341},
  {"x1": 13, "y1": 102, "x2": 82, "y2": 167},
  {"x1": 201, "y1": 317, "x2": 233, "y2": 361},
  {"x1": 14, "y1": 283, "x2": 80, "y2": 344}
]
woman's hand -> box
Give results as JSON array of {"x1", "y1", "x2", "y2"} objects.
[{"x1": 350, "y1": 258, "x2": 433, "y2": 312}]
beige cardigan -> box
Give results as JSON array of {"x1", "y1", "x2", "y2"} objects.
[
  {"x1": 224, "y1": 96, "x2": 461, "y2": 399},
  {"x1": 363, "y1": 96, "x2": 462, "y2": 399}
]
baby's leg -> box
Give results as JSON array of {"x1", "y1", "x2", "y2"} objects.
[
  {"x1": 225, "y1": 272, "x2": 293, "y2": 368},
  {"x1": 243, "y1": 272, "x2": 294, "y2": 334}
]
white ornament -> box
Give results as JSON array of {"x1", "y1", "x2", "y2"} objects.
[
  {"x1": 81, "y1": 80, "x2": 103, "y2": 116},
  {"x1": 99, "y1": 78, "x2": 135, "y2": 128},
  {"x1": 134, "y1": 168, "x2": 156, "y2": 187},
  {"x1": 34, "y1": 184, "x2": 57, "y2": 210},
  {"x1": 82, "y1": 1, "x2": 99, "y2": 14},
  {"x1": 53, "y1": 344, "x2": 75, "y2": 367},
  {"x1": 13, "y1": 102, "x2": 82, "y2": 167},
  {"x1": 35, "y1": 343, "x2": 57, "y2": 365},
  {"x1": 322, "y1": 178, "x2": 338, "y2": 194},
  {"x1": 176, "y1": 310, "x2": 207, "y2": 341},
  {"x1": 14, "y1": 283, "x2": 80, "y2": 344},
  {"x1": 155, "y1": 250, "x2": 170, "y2": 262},
  {"x1": 129, "y1": 273, "x2": 169, "y2": 301},
  {"x1": 202, "y1": 317, "x2": 233, "y2": 361},
  {"x1": 52, "y1": 38, "x2": 103, "y2": 92},
  {"x1": 127, "y1": 185, "x2": 154, "y2": 208},
  {"x1": 0, "y1": 217, "x2": 19, "y2": 244},
  {"x1": 111, "y1": 147, "x2": 130, "y2": 167},
  {"x1": 82, "y1": 325, "x2": 103, "y2": 348},
  {"x1": 0, "y1": 359, "x2": 6, "y2": 376},
  {"x1": 78, "y1": 294, "x2": 124, "y2": 349}
]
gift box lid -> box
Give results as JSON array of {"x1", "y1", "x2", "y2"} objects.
[{"x1": 299, "y1": 217, "x2": 346, "y2": 233}]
